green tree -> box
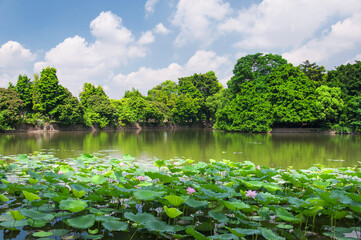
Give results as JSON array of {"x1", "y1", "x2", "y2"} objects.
[
  {"x1": 15, "y1": 74, "x2": 33, "y2": 113},
  {"x1": 0, "y1": 88, "x2": 23, "y2": 130},
  {"x1": 298, "y1": 60, "x2": 326, "y2": 84},
  {"x1": 79, "y1": 83, "x2": 107, "y2": 108},
  {"x1": 327, "y1": 61, "x2": 361, "y2": 98},
  {"x1": 172, "y1": 94, "x2": 201, "y2": 124},
  {"x1": 51, "y1": 89, "x2": 84, "y2": 126},
  {"x1": 314, "y1": 85, "x2": 344, "y2": 126},
  {"x1": 345, "y1": 95, "x2": 361, "y2": 132},
  {"x1": 84, "y1": 95, "x2": 117, "y2": 128},
  {"x1": 215, "y1": 82, "x2": 273, "y2": 132},
  {"x1": 227, "y1": 53, "x2": 287, "y2": 93},
  {"x1": 267, "y1": 64, "x2": 318, "y2": 127},
  {"x1": 32, "y1": 67, "x2": 67, "y2": 115}
]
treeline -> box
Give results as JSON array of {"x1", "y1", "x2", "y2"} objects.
[
  {"x1": 0, "y1": 53, "x2": 360, "y2": 133},
  {"x1": 0, "y1": 68, "x2": 222, "y2": 130}
]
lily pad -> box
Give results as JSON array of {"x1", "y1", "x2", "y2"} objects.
[
  {"x1": 164, "y1": 195, "x2": 186, "y2": 206},
  {"x1": 133, "y1": 190, "x2": 165, "y2": 201},
  {"x1": 20, "y1": 209, "x2": 54, "y2": 221},
  {"x1": 33, "y1": 231, "x2": 53, "y2": 237},
  {"x1": 164, "y1": 206, "x2": 183, "y2": 218},
  {"x1": 102, "y1": 221, "x2": 128, "y2": 231},
  {"x1": 66, "y1": 214, "x2": 95, "y2": 229},
  {"x1": 59, "y1": 199, "x2": 87, "y2": 212}
]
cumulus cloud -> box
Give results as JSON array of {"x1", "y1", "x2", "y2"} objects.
[
  {"x1": 112, "y1": 50, "x2": 232, "y2": 95},
  {"x1": 219, "y1": 0, "x2": 361, "y2": 50},
  {"x1": 145, "y1": 0, "x2": 159, "y2": 17},
  {"x1": 138, "y1": 31, "x2": 155, "y2": 45},
  {"x1": 0, "y1": 41, "x2": 36, "y2": 86},
  {"x1": 172, "y1": 0, "x2": 231, "y2": 47},
  {"x1": 154, "y1": 23, "x2": 170, "y2": 35},
  {"x1": 283, "y1": 13, "x2": 361, "y2": 65},
  {"x1": 34, "y1": 11, "x2": 151, "y2": 96}
]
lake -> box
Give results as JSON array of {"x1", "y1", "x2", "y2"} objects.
[{"x1": 0, "y1": 129, "x2": 360, "y2": 169}]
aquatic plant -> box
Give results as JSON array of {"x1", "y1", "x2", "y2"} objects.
[{"x1": 0, "y1": 154, "x2": 360, "y2": 239}]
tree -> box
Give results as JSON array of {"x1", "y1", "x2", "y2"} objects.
[
  {"x1": 345, "y1": 96, "x2": 361, "y2": 132},
  {"x1": 327, "y1": 61, "x2": 361, "y2": 98},
  {"x1": 51, "y1": 89, "x2": 84, "y2": 126},
  {"x1": 215, "y1": 82, "x2": 273, "y2": 132},
  {"x1": 15, "y1": 74, "x2": 33, "y2": 113},
  {"x1": 298, "y1": 60, "x2": 326, "y2": 84},
  {"x1": 172, "y1": 94, "x2": 201, "y2": 124},
  {"x1": 227, "y1": 53, "x2": 287, "y2": 93},
  {"x1": 267, "y1": 64, "x2": 318, "y2": 127},
  {"x1": 32, "y1": 67, "x2": 67, "y2": 115},
  {"x1": 84, "y1": 95, "x2": 117, "y2": 128},
  {"x1": 79, "y1": 83, "x2": 108, "y2": 108},
  {"x1": 314, "y1": 85, "x2": 344, "y2": 126},
  {"x1": 0, "y1": 88, "x2": 23, "y2": 130}
]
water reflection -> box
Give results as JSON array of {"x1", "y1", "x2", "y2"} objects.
[{"x1": 0, "y1": 129, "x2": 360, "y2": 168}]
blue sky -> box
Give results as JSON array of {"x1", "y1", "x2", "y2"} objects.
[{"x1": 1, "y1": 0, "x2": 361, "y2": 98}]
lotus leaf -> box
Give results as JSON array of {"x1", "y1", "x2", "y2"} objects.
[
  {"x1": 0, "y1": 194, "x2": 9, "y2": 202},
  {"x1": 223, "y1": 201, "x2": 250, "y2": 211},
  {"x1": 124, "y1": 212, "x2": 156, "y2": 224},
  {"x1": 66, "y1": 214, "x2": 95, "y2": 229},
  {"x1": 27, "y1": 219, "x2": 47, "y2": 227},
  {"x1": 10, "y1": 210, "x2": 27, "y2": 220},
  {"x1": 185, "y1": 227, "x2": 208, "y2": 240},
  {"x1": 91, "y1": 175, "x2": 106, "y2": 185},
  {"x1": 102, "y1": 221, "x2": 128, "y2": 231},
  {"x1": 209, "y1": 211, "x2": 229, "y2": 223},
  {"x1": 59, "y1": 199, "x2": 87, "y2": 212},
  {"x1": 23, "y1": 190, "x2": 40, "y2": 201},
  {"x1": 134, "y1": 190, "x2": 165, "y2": 200},
  {"x1": 33, "y1": 231, "x2": 53, "y2": 237},
  {"x1": 185, "y1": 198, "x2": 209, "y2": 209},
  {"x1": 164, "y1": 206, "x2": 183, "y2": 218},
  {"x1": 0, "y1": 219, "x2": 28, "y2": 228},
  {"x1": 275, "y1": 208, "x2": 301, "y2": 223},
  {"x1": 260, "y1": 228, "x2": 285, "y2": 240},
  {"x1": 164, "y1": 195, "x2": 186, "y2": 206}
]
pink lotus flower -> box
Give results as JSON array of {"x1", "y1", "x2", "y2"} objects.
[
  {"x1": 186, "y1": 187, "x2": 196, "y2": 195},
  {"x1": 256, "y1": 165, "x2": 261, "y2": 170},
  {"x1": 245, "y1": 190, "x2": 258, "y2": 199},
  {"x1": 174, "y1": 162, "x2": 180, "y2": 166},
  {"x1": 119, "y1": 162, "x2": 125, "y2": 167},
  {"x1": 137, "y1": 176, "x2": 145, "y2": 181},
  {"x1": 57, "y1": 171, "x2": 64, "y2": 174}
]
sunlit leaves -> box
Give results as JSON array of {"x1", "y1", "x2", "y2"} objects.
[{"x1": 59, "y1": 199, "x2": 87, "y2": 212}]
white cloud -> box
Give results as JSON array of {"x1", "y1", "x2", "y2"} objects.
[
  {"x1": 154, "y1": 23, "x2": 170, "y2": 35},
  {"x1": 283, "y1": 13, "x2": 361, "y2": 65},
  {"x1": 34, "y1": 11, "x2": 150, "y2": 96},
  {"x1": 145, "y1": 0, "x2": 159, "y2": 17},
  {"x1": 138, "y1": 31, "x2": 155, "y2": 45},
  {"x1": 172, "y1": 0, "x2": 231, "y2": 47},
  {"x1": 219, "y1": 0, "x2": 361, "y2": 50},
  {"x1": 113, "y1": 50, "x2": 232, "y2": 95},
  {"x1": 0, "y1": 41, "x2": 36, "y2": 86}
]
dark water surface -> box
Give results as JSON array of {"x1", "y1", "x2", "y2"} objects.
[{"x1": 1, "y1": 129, "x2": 360, "y2": 168}]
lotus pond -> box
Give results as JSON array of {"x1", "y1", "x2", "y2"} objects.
[{"x1": 0, "y1": 154, "x2": 360, "y2": 239}]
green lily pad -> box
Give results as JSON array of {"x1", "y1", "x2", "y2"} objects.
[
  {"x1": 0, "y1": 219, "x2": 28, "y2": 228},
  {"x1": 209, "y1": 211, "x2": 229, "y2": 223},
  {"x1": 185, "y1": 198, "x2": 209, "y2": 209},
  {"x1": 185, "y1": 227, "x2": 208, "y2": 240},
  {"x1": 27, "y1": 219, "x2": 47, "y2": 227},
  {"x1": 276, "y1": 208, "x2": 301, "y2": 223},
  {"x1": 59, "y1": 199, "x2": 87, "y2": 212},
  {"x1": 124, "y1": 212, "x2": 156, "y2": 224},
  {"x1": 66, "y1": 214, "x2": 95, "y2": 229},
  {"x1": 20, "y1": 209, "x2": 54, "y2": 221},
  {"x1": 133, "y1": 190, "x2": 165, "y2": 200},
  {"x1": 0, "y1": 194, "x2": 9, "y2": 202},
  {"x1": 10, "y1": 210, "x2": 27, "y2": 221},
  {"x1": 91, "y1": 175, "x2": 106, "y2": 185},
  {"x1": 23, "y1": 190, "x2": 41, "y2": 201},
  {"x1": 144, "y1": 219, "x2": 175, "y2": 232},
  {"x1": 260, "y1": 228, "x2": 285, "y2": 240},
  {"x1": 223, "y1": 201, "x2": 250, "y2": 211},
  {"x1": 33, "y1": 231, "x2": 53, "y2": 237},
  {"x1": 102, "y1": 221, "x2": 128, "y2": 231},
  {"x1": 164, "y1": 195, "x2": 186, "y2": 206},
  {"x1": 164, "y1": 206, "x2": 183, "y2": 218}
]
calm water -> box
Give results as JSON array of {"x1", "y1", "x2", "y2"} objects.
[{"x1": 0, "y1": 129, "x2": 360, "y2": 169}]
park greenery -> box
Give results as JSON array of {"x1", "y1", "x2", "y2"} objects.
[
  {"x1": 1, "y1": 53, "x2": 361, "y2": 133},
  {"x1": 0, "y1": 154, "x2": 360, "y2": 239}
]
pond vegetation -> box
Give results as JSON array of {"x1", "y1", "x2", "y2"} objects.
[{"x1": 0, "y1": 154, "x2": 360, "y2": 239}]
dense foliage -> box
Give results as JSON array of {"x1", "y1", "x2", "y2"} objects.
[
  {"x1": 0, "y1": 154, "x2": 360, "y2": 239},
  {"x1": 1, "y1": 55, "x2": 360, "y2": 132}
]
